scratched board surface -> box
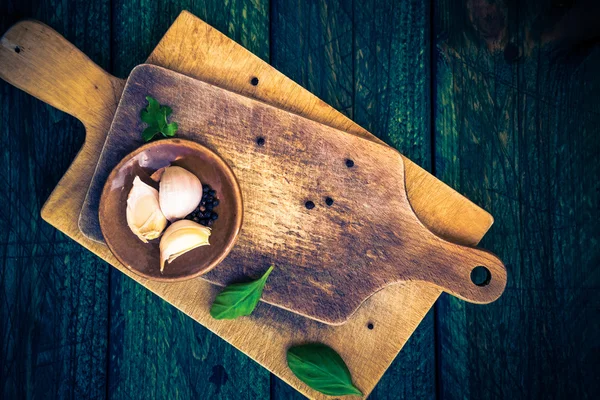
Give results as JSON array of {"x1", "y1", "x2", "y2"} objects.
[{"x1": 1, "y1": 1, "x2": 599, "y2": 400}]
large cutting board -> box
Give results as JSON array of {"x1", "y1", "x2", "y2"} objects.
[
  {"x1": 0, "y1": 12, "x2": 496, "y2": 398},
  {"x1": 95, "y1": 64, "x2": 506, "y2": 324}
]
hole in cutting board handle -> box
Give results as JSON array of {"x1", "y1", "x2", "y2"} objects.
[
  {"x1": 471, "y1": 266, "x2": 491, "y2": 287},
  {"x1": 430, "y1": 243, "x2": 506, "y2": 303}
]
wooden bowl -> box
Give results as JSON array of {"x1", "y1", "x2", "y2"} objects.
[{"x1": 99, "y1": 139, "x2": 243, "y2": 281}]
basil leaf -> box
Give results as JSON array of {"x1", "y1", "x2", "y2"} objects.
[
  {"x1": 210, "y1": 265, "x2": 274, "y2": 319},
  {"x1": 287, "y1": 343, "x2": 362, "y2": 397}
]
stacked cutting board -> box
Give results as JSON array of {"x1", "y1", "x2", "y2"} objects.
[{"x1": 0, "y1": 11, "x2": 497, "y2": 399}]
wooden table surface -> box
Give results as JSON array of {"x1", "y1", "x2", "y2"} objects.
[{"x1": 1, "y1": 1, "x2": 598, "y2": 399}]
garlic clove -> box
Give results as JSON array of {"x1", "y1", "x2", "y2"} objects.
[
  {"x1": 126, "y1": 176, "x2": 168, "y2": 243},
  {"x1": 159, "y1": 166, "x2": 203, "y2": 222},
  {"x1": 159, "y1": 220, "x2": 211, "y2": 272}
]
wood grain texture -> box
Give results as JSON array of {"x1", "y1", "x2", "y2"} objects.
[
  {"x1": 0, "y1": 11, "x2": 496, "y2": 400},
  {"x1": 108, "y1": 1, "x2": 271, "y2": 399},
  {"x1": 349, "y1": 0, "x2": 437, "y2": 397},
  {"x1": 434, "y1": 0, "x2": 600, "y2": 398},
  {"x1": 95, "y1": 64, "x2": 506, "y2": 324},
  {"x1": 0, "y1": 2, "x2": 111, "y2": 398},
  {"x1": 148, "y1": 10, "x2": 495, "y2": 247}
]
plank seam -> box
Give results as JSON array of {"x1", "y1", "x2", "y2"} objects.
[
  {"x1": 106, "y1": 0, "x2": 115, "y2": 398},
  {"x1": 431, "y1": 0, "x2": 442, "y2": 399}
]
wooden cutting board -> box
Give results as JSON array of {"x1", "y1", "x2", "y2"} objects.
[
  {"x1": 0, "y1": 12, "x2": 496, "y2": 398},
  {"x1": 94, "y1": 64, "x2": 506, "y2": 324}
]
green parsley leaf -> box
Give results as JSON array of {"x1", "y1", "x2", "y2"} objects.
[
  {"x1": 164, "y1": 122, "x2": 178, "y2": 137},
  {"x1": 210, "y1": 266, "x2": 274, "y2": 319},
  {"x1": 140, "y1": 96, "x2": 178, "y2": 142}
]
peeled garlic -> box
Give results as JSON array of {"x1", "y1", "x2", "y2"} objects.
[
  {"x1": 126, "y1": 176, "x2": 168, "y2": 243},
  {"x1": 159, "y1": 166, "x2": 203, "y2": 222},
  {"x1": 159, "y1": 220, "x2": 211, "y2": 272}
]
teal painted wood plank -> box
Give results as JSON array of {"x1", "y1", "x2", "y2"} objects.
[
  {"x1": 270, "y1": 0, "x2": 435, "y2": 398},
  {"x1": 434, "y1": 0, "x2": 600, "y2": 398},
  {"x1": 352, "y1": 1, "x2": 435, "y2": 399},
  {"x1": 107, "y1": 2, "x2": 271, "y2": 399},
  {"x1": 0, "y1": 1, "x2": 111, "y2": 398},
  {"x1": 271, "y1": 0, "x2": 354, "y2": 119},
  {"x1": 353, "y1": 0, "x2": 432, "y2": 166}
]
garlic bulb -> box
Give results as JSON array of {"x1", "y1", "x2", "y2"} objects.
[
  {"x1": 159, "y1": 220, "x2": 211, "y2": 272},
  {"x1": 126, "y1": 176, "x2": 168, "y2": 243},
  {"x1": 159, "y1": 166, "x2": 203, "y2": 222}
]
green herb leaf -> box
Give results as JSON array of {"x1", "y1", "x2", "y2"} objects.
[
  {"x1": 287, "y1": 343, "x2": 363, "y2": 397},
  {"x1": 164, "y1": 122, "x2": 178, "y2": 137},
  {"x1": 140, "y1": 96, "x2": 178, "y2": 142},
  {"x1": 145, "y1": 96, "x2": 160, "y2": 114},
  {"x1": 142, "y1": 126, "x2": 159, "y2": 142},
  {"x1": 210, "y1": 265, "x2": 274, "y2": 319}
]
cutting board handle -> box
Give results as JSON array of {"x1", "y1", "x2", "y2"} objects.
[
  {"x1": 0, "y1": 20, "x2": 123, "y2": 128},
  {"x1": 407, "y1": 234, "x2": 507, "y2": 304}
]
